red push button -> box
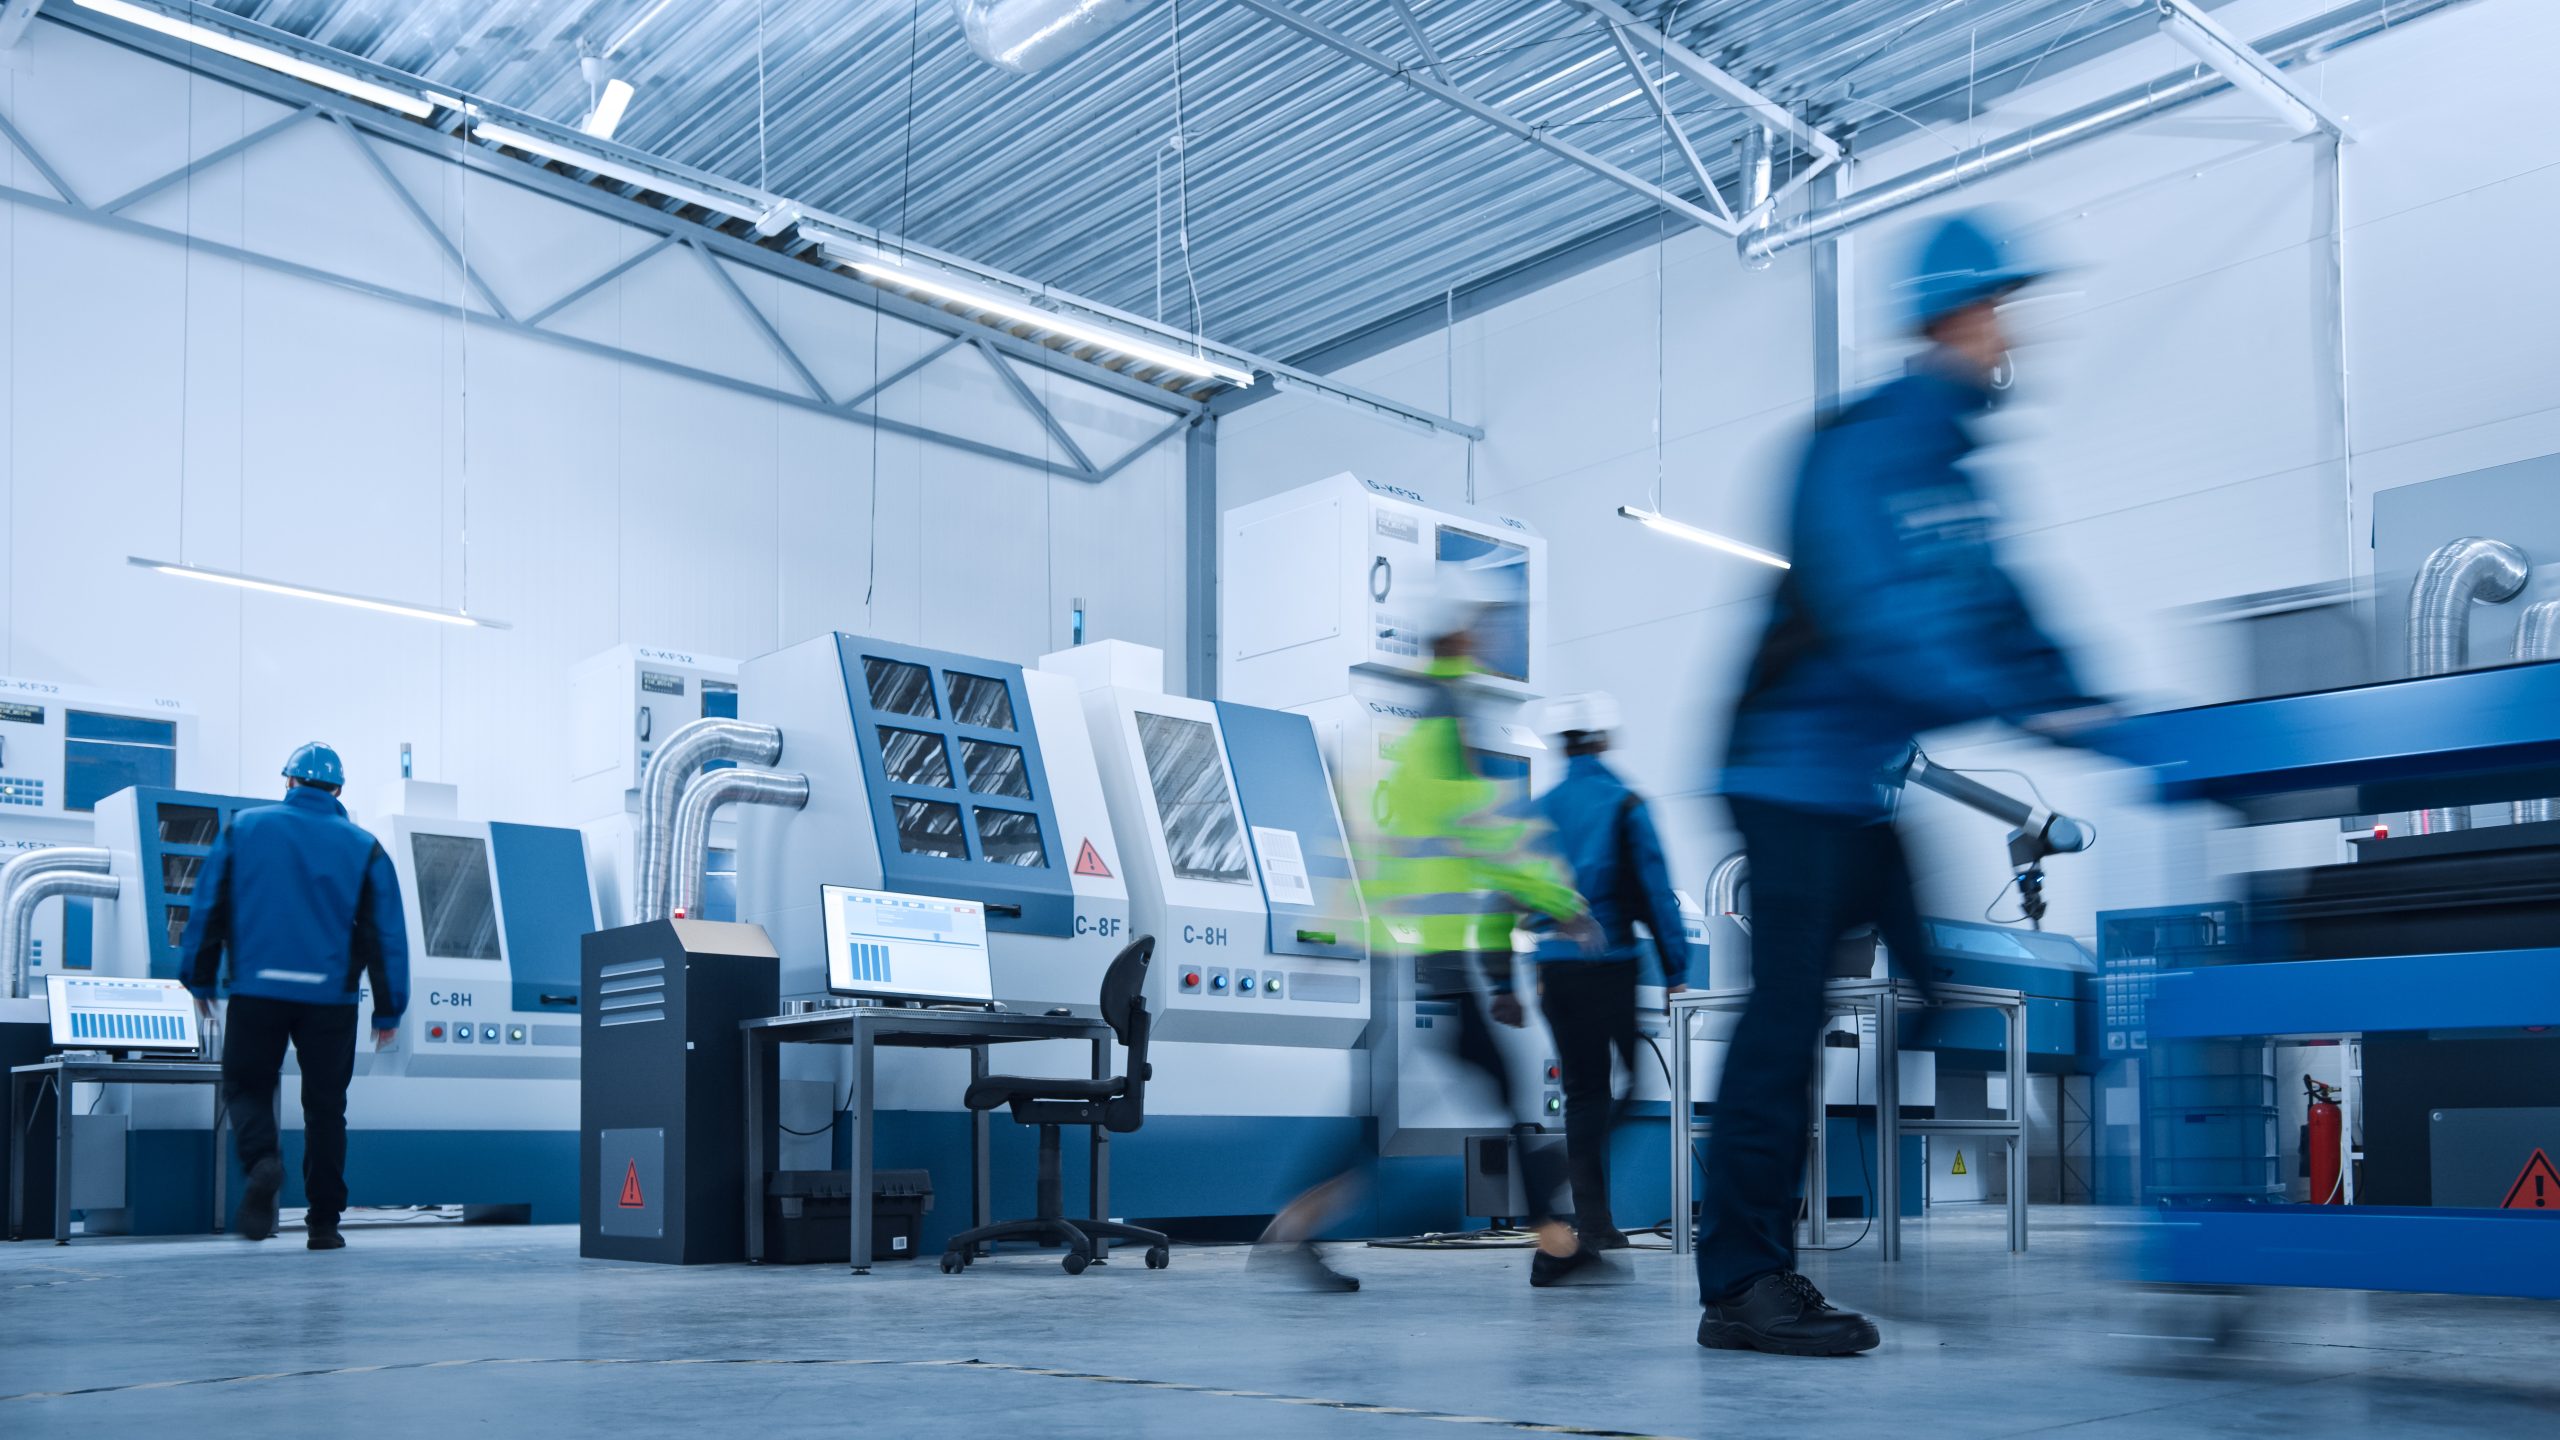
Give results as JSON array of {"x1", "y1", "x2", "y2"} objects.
[{"x1": 430, "y1": 1024, "x2": 446, "y2": 1040}]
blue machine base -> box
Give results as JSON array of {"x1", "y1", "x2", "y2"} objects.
[{"x1": 2144, "y1": 1204, "x2": 2560, "y2": 1299}]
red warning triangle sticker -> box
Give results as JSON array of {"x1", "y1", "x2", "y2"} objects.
[
  {"x1": 1073, "y1": 839, "x2": 1112, "y2": 878},
  {"x1": 618, "y1": 1158, "x2": 645, "y2": 1209},
  {"x1": 2502, "y1": 1147, "x2": 2560, "y2": 1210}
]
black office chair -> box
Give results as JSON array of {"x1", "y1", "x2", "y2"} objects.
[{"x1": 940, "y1": 936, "x2": 1171, "y2": 1275}]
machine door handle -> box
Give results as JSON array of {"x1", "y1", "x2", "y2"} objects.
[
  {"x1": 538, "y1": 993, "x2": 579, "y2": 1007},
  {"x1": 985, "y1": 903, "x2": 1023, "y2": 918}
]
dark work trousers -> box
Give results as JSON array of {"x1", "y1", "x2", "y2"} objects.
[
  {"x1": 1537, "y1": 959, "x2": 1640, "y2": 1233},
  {"x1": 1694, "y1": 798, "x2": 1930, "y2": 1303},
  {"x1": 222, "y1": 996, "x2": 359, "y2": 1228},
  {"x1": 1417, "y1": 951, "x2": 1567, "y2": 1227}
]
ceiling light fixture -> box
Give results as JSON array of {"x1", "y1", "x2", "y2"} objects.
[
  {"x1": 473, "y1": 119, "x2": 788, "y2": 229},
  {"x1": 1617, "y1": 506, "x2": 1790, "y2": 569},
  {"x1": 74, "y1": 0, "x2": 433, "y2": 118},
  {"x1": 582, "y1": 78, "x2": 636, "y2": 139},
  {"x1": 807, "y1": 234, "x2": 1257, "y2": 387},
  {"x1": 607, "y1": 0, "x2": 677, "y2": 57},
  {"x1": 127, "y1": 557, "x2": 511, "y2": 630}
]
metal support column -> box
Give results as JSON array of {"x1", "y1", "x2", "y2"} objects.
[{"x1": 1183, "y1": 415, "x2": 1218, "y2": 699}]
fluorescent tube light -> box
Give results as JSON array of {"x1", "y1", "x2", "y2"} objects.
[
  {"x1": 582, "y1": 78, "x2": 636, "y2": 139},
  {"x1": 474, "y1": 120, "x2": 785, "y2": 228},
  {"x1": 607, "y1": 0, "x2": 677, "y2": 57},
  {"x1": 808, "y1": 235, "x2": 1257, "y2": 388},
  {"x1": 127, "y1": 557, "x2": 511, "y2": 630},
  {"x1": 75, "y1": 0, "x2": 432, "y2": 119},
  {"x1": 1617, "y1": 506, "x2": 1790, "y2": 570}
]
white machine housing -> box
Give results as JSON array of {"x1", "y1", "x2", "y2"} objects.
[
  {"x1": 1221, "y1": 472, "x2": 1547, "y2": 708},
  {"x1": 1037, "y1": 640, "x2": 1369, "y2": 1048},
  {"x1": 568, "y1": 644, "x2": 742, "y2": 927}
]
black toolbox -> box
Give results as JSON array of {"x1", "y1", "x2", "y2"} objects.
[{"x1": 762, "y1": 1169, "x2": 934, "y2": 1263}]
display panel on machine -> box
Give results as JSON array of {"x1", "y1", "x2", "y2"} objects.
[
  {"x1": 47, "y1": 974, "x2": 199, "y2": 1050},
  {"x1": 822, "y1": 884, "x2": 994, "y2": 1003},
  {"x1": 412, "y1": 833, "x2": 501, "y2": 961},
  {"x1": 1135, "y1": 713, "x2": 1251, "y2": 884},
  {"x1": 63, "y1": 711, "x2": 179, "y2": 812},
  {"x1": 1436, "y1": 527, "x2": 1530, "y2": 683}
]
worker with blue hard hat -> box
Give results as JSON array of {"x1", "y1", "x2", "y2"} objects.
[
  {"x1": 179, "y1": 742, "x2": 410, "y2": 1249},
  {"x1": 1693, "y1": 210, "x2": 2119, "y2": 1357}
]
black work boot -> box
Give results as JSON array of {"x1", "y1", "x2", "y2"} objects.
[
  {"x1": 1529, "y1": 1246, "x2": 1626, "y2": 1288},
  {"x1": 1696, "y1": 1271, "x2": 1880, "y2": 1356},
  {"x1": 1253, "y1": 1241, "x2": 1359, "y2": 1292},
  {"x1": 238, "y1": 1158, "x2": 285, "y2": 1242},
  {"x1": 307, "y1": 1224, "x2": 346, "y2": 1250}
]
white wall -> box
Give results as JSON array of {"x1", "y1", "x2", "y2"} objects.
[
  {"x1": 0, "y1": 20, "x2": 1191, "y2": 827},
  {"x1": 1217, "y1": 0, "x2": 2559, "y2": 934}
]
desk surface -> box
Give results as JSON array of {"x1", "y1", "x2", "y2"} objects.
[
  {"x1": 1670, "y1": 979, "x2": 2025, "y2": 1014},
  {"x1": 741, "y1": 1007, "x2": 1113, "y2": 1047},
  {"x1": 14, "y1": 1058, "x2": 223, "y2": 1082}
]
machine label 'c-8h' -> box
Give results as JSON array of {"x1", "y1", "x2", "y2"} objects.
[{"x1": 1181, "y1": 925, "x2": 1231, "y2": 947}]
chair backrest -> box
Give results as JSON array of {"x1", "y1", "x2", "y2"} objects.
[{"x1": 1099, "y1": 935, "x2": 1154, "y2": 1132}]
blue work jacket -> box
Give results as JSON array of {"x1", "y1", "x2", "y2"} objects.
[
  {"x1": 1533, "y1": 754, "x2": 1691, "y2": 988},
  {"x1": 1721, "y1": 356, "x2": 2092, "y2": 816},
  {"x1": 179, "y1": 785, "x2": 410, "y2": 1025}
]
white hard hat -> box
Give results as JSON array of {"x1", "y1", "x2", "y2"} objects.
[
  {"x1": 1415, "y1": 553, "x2": 1521, "y2": 643},
  {"x1": 1541, "y1": 691, "x2": 1621, "y2": 737}
]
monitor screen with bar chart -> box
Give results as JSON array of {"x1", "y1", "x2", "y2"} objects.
[
  {"x1": 47, "y1": 974, "x2": 202, "y2": 1052},
  {"x1": 821, "y1": 885, "x2": 994, "y2": 1004}
]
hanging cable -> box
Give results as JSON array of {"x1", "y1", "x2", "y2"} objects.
[
  {"x1": 869, "y1": 0, "x2": 926, "y2": 612},
  {"x1": 1167, "y1": 0, "x2": 1208, "y2": 349}
]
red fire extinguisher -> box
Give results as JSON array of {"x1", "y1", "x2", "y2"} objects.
[{"x1": 2305, "y1": 1076, "x2": 2343, "y2": 1205}]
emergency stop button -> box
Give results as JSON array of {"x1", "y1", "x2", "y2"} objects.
[{"x1": 1181, "y1": 971, "x2": 1202, "y2": 992}]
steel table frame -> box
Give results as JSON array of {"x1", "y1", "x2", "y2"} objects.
[
  {"x1": 1666, "y1": 979, "x2": 2028, "y2": 1261},
  {"x1": 11, "y1": 1058, "x2": 227, "y2": 1244},
  {"x1": 740, "y1": 1008, "x2": 1114, "y2": 1273}
]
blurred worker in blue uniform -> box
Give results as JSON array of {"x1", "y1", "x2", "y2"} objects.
[
  {"x1": 181, "y1": 743, "x2": 410, "y2": 1249},
  {"x1": 1696, "y1": 213, "x2": 2116, "y2": 1356},
  {"x1": 1533, "y1": 691, "x2": 1690, "y2": 1251}
]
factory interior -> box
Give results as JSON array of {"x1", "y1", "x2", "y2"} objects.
[{"x1": 2, "y1": 0, "x2": 2556, "y2": 1435}]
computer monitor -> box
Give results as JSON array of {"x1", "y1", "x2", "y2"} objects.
[
  {"x1": 47, "y1": 974, "x2": 202, "y2": 1052},
  {"x1": 821, "y1": 885, "x2": 995, "y2": 1004}
]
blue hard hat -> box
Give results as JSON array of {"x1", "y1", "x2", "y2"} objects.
[
  {"x1": 282, "y1": 742, "x2": 345, "y2": 788},
  {"x1": 1896, "y1": 211, "x2": 2044, "y2": 332}
]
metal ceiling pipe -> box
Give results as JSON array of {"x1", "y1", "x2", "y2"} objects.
[
  {"x1": 669, "y1": 766, "x2": 809, "y2": 922},
  {"x1": 2513, "y1": 599, "x2": 2560, "y2": 825},
  {"x1": 2405, "y1": 536, "x2": 2528, "y2": 834},
  {"x1": 954, "y1": 0, "x2": 1152, "y2": 75},
  {"x1": 8, "y1": 870, "x2": 121, "y2": 1001},
  {"x1": 636, "y1": 719, "x2": 784, "y2": 924},
  {"x1": 1738, "y1": 0, "x2": 2472, "y2": 269},
  {"x1": 1739, "y1": 127, "x2": 1774, "y2": 216},
  {"x1": 0, "y1": 846, "x2": 113, "y2": 999}
]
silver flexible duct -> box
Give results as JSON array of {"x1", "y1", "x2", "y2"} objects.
[
  {"x1": 669, "y1": 765, "x2": 809, "y2": 921},
  {"x1": 0, "y1": 846, "x2": 112, "y2": 999},
  {"x1": 2514, "y1": 599, "x2": 2560, "y2": 825},
  {"x1": 1738, "y1": 0, "x2": 2471, "y2": 268},
  {"x1": 2406, "y1": 536, "x2": 2528, "y2": 833},
  {"x1": 954, "y1": 0, "x2": 1149, "y2": 74},
  {"x1": 9, "y1": 870, "x2": 120, "y2": 1000},
  {"x1": 1707, "y1": 849, "x2": 1749, "y2": 937},
  {"x1": 636, "y1": 718, "x2": 784, "y2": 924}
]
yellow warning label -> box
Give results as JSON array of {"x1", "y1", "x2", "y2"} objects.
[{"x1": 1951, "y1": 1150, "x2": 1967, "y2": 1176}]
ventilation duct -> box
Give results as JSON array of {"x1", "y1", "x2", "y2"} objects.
[
  {"x1": 955, "y1": 0, "x2": 1149, "y2": 74},
  {"x1": 2513, "y1": 599, "x2": 2560, "y2": 825},
  {"x1": 0, "y1": 846, "x2": 113, "y2": 999},
  {"x1": 2404, "y1": 536, "x2": 2527, "y2": 833},
  {"x1": 8, "y1": 869, "x2": 121, "y2": 1000},
  {"x1": 670, "y1": 766, "x2": 809, "y2": 921},
  {"x1": 636, "y1": 718, "x2": 784, "y2": 924}
]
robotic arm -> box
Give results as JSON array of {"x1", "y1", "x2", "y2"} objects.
[{"x1": 1900, "y1": 750, "x2": 2093, "y2": 928}]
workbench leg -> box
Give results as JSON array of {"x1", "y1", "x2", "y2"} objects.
[
  {"x1": 213, "y1": 1093, "x2": 228, "y2": 1235},
  {"x1": 744, "y1": 1035, "x2": 766, "y2": 1264},
  {"x1": 9, "y1": 1074, "x2": 27, "y2": 1241},
  {"x1": 2008, "y1": 1003, "x2": 2029, "y2": 1254},
  {"x1": 54, "y1": 1074, "x2": 72, "y2": 1245},
  {"x1": 1669, "y1": 1008, "x2": 1691, "y2": 1258},
  {"x1": 1877, "y1": 1004, "x2": 1900, "y2": 1263},
  {"x1": 849, "y1": 1034, "x2": 874, "y2": 1274}
]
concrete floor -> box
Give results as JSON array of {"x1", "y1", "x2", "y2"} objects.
[{"x1": 4, "y1": 1206, "x2": 2555, "y2": 1438}]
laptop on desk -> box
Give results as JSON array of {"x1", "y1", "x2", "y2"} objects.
[
  {"x1": 46, "y1": 974, "x2": 203, "y2": 1055},
  {"x1": 820, "y1": 885, "x2": 995, "y2": 1006}
]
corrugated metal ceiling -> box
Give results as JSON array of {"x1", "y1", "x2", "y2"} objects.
[{"x1": 203, "y1": 0, "x2": 2174, "y2": 362}]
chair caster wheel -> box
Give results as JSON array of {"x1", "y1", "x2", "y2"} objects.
[
  {"x1": 1062, "y1": 1251, "x2": 1091, "y2": 1275},
  {"x1": 1145, "y1": 1245, "x2": 1169, "y2": 1270},
  {"x1": 940, "y1": 1252, "x2": 966, "y2": 1274}
]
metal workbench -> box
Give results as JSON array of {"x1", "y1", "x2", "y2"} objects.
[{"x1": 1666, "y1": 978, "x2": 2029, "y2": 1261}]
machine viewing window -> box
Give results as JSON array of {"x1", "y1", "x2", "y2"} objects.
[
  {"x1": 411, "y1": 833, "x2": 502, "y2": 961},
  {"x1": 946, "y1": 673, "x2": 1016, "y2": 732},
  {"x1": 1435, "y1": 527, "x2": 1531, "y2": 683},
  {"x1": 160, "y1": 853, "x2": 203, "y2": 898},
  {"x1": 155, "y1": 803, "x2": 221, "y2": 848},
  {"x1": 864, "y1": 657, "x2": 940, "y2": 719},
  {"x1": 64, "y1": 710, "x2": 179, "y2": 813},
  {"x1": 877, "y1": 727, "x2": 955, "y2": 789},
  {"x1": 892, "y1": 798, "x2": 967, "y2": 859},
  {"x1": 1135, "y1": 713, "x2": 1252, "y2": 884},
  {"x1": 959, "y1": 739, "x2": 1032, "y2": 799},
  {"x1": 163, "y1": 904, "x2": 189, "y2": 952},
  {"x1": 974, "y1": 807, "x2": 1049, "y2": 868}
]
